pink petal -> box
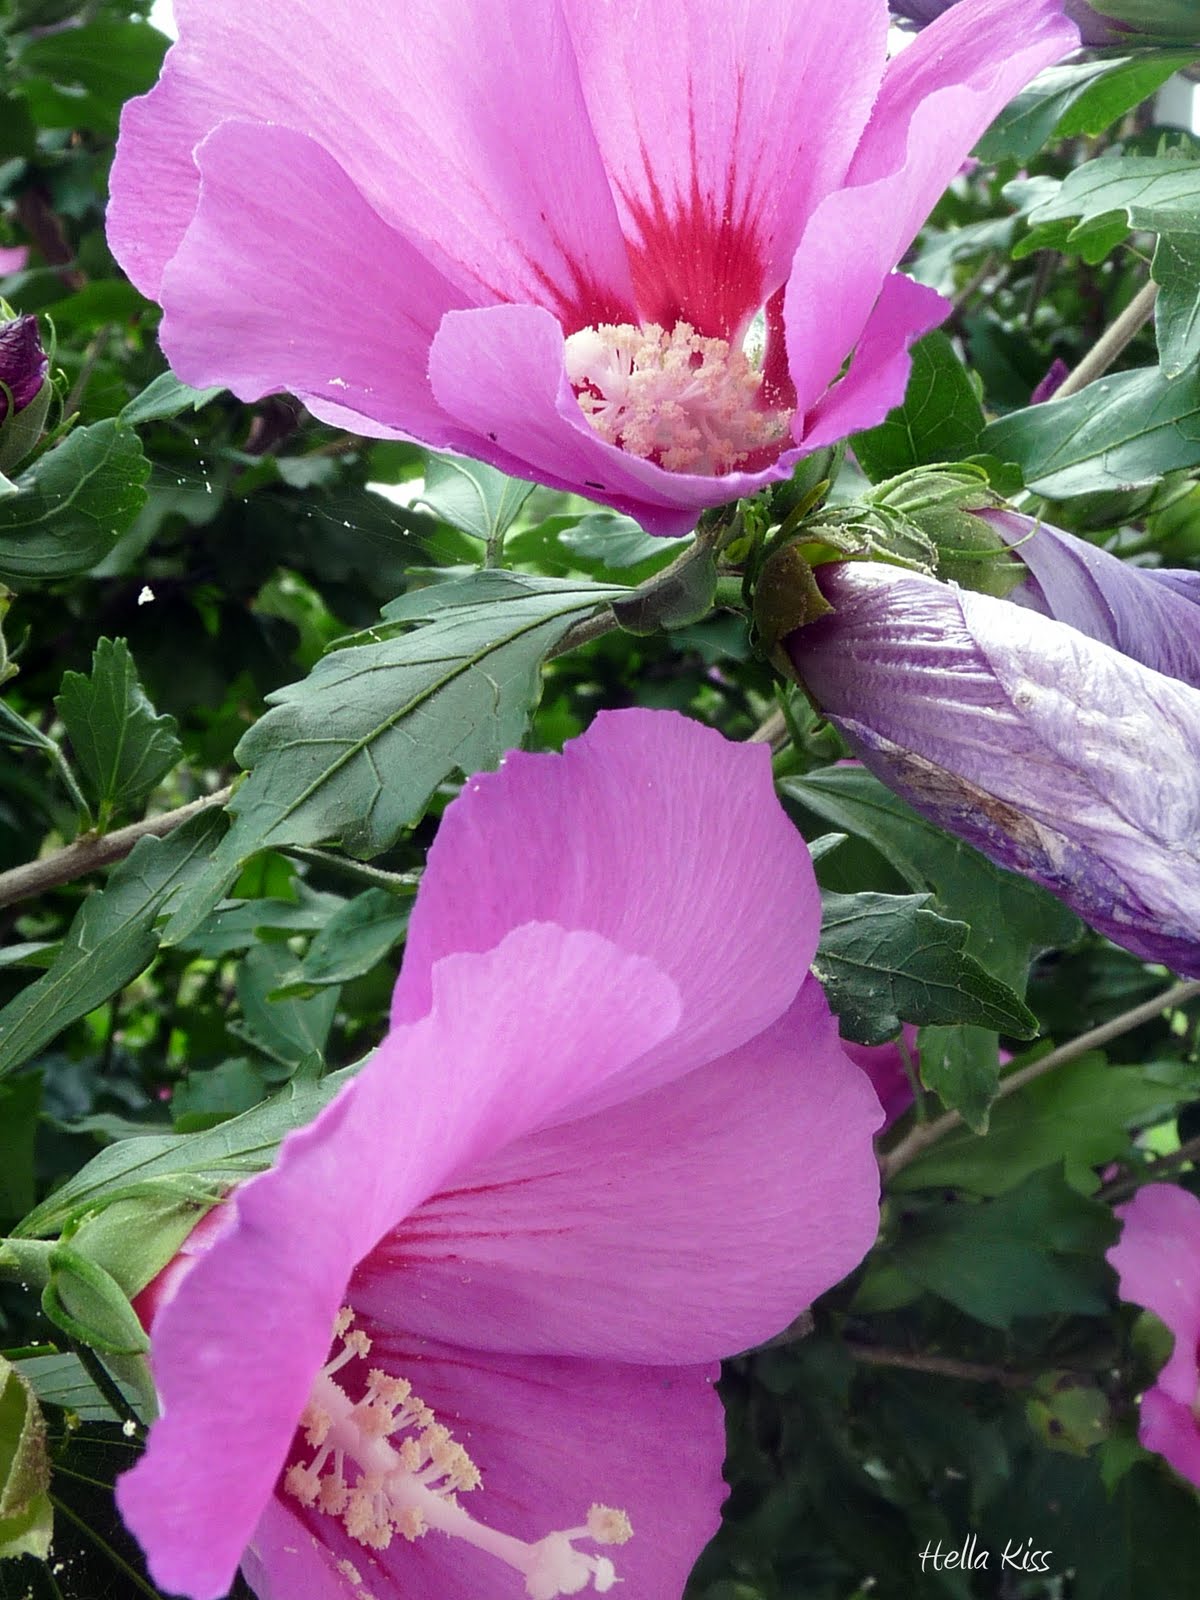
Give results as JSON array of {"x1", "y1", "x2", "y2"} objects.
[
  {"x1": 1139, "y1": 1387, "x2": 1200, "y2": 1492},
  {"x1": 118, "y1": 924, "x2": 680, "y2": 1600},
  {"x1": 428, "y1": 302, "x2": 802, "y2": 537},
  {"x1": 1110, "y1": 1184, "x2": 1200, "y2": 1408},
  {"x1": 560, "y1": 0, "x2": 888, "y2": 337},
  {"x1": 159, "y1": 121, "x2": 470, "y2": 444},
  {"x1": 241, "y1": 1499, "x2": 351, "y2": 1600},
  {"x1": 798, "y1": 272, "x2": 950, "y2": 448},
  {"x1": 260, "y1": 1334, "x2": 723, "y2": 1600},
  {"x1": 109, "y1": 0, "x2": 635, "y2": 323},
  {"x1": 356, "y1": 983, "x2": 882, "y2": 1365},
  {"x1": 0, "y1": 244, "x2": 27, "y2": 275},
  {"x1": 783, "y1": 0, "x2": 1077, "y2": 413},
  {"x1": 394, "y1": 708, "x2": 821, "y2": 1085},
  {"x1": 842, "y1": 1024, "x2": 919, "y2": 1129}
]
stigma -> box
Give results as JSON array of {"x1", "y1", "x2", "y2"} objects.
[
  {"x1": 283, "y1": 1310, "x2": 632, "y2": 1599},
  {"x1": 563, "y1": 320, "x2": 792, "y2": 476}
]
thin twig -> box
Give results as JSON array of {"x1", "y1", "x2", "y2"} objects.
[
  {"x1": 951, "y1": 251, "x2": 1001, "y2": 314},
  {"x1": 748, "y1": 707, "x2": 787, "y2": 746},
  {"x1": 548, "y1": 529, "x2": 720, "y2": 659},
  {"x1": 881, "y1": 977, "x2": 1200, "y2": 1181},
  {"x1": 0, "y1": 787, "x2": 232, "y2": 911},
  {"x1": 844, "y1": 1343, "x2": 1036, "y2": 1389},
  {"x1": 1098, "y1": 1130, "x2": 1200, "y2": 1204},
  {"x1": 280, "y1": 846, "x2": 419, "y2": 895},
  {"x1": 1053, "y1": 280, "x2": 1158, "y2": 400},
  {"x1": 68, "y1": 1340, "x2": 145, "y2": 1436}
]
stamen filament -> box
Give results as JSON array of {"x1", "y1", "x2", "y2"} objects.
[{"x1": 283, "y1": 1311, "x2": 632, "y2": 1599}]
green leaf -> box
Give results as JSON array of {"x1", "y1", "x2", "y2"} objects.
[
  {"x1": 814, "y1": 891, "x2": 1037, "y2": 1047},
  {"x1": 170, "y1": 1058, "x2": 273, "y2": 1129},
  {"x1": 120, "y1": 372, "x2": 224, "y2": 427},
  {"x1": 54, "y1": 639, "x2": 182, "y2": 823},
  {"x1": 783, "y1": 767, "x2": 1079, "y2": 993},
  {"x1": 916, "y1": 1023, "x2": 1004, "y2": 1133},
  {"x1": 1021, "y1": 153, "x2": 1200, "y2": 376},
  {"x1": 1027, "y1": 153, "x2": 1200, "y2": 239},
  {"x1": 557, "y1": 512, "x2": 689, "y2": 576},
  {"x1": 0, "y1": 1357, "x2": 51, "y2": 1562},
  {"x1": 13, "y1": 20, "x2": 167, "y2": 137},
  {"x1": 0, "y1": 702, "x2": 58, "y2": 754},
  {"x1": 418, "y1": 452, "x2": 534, "y2": 544},
  {"x1": 893, "y1": 1055, "x2": 1200, "y2": 1195},
  {"x1": 977, "y1": 55, "x2": 1197, "y2": 164},
  {"x1": 235, "y1": 944, "x2": 338, "y2": 1068},
  {"x1": 270, "y1": 887, "x2": 410, "y2": 997},
  {"x1": 1099, "y1": 0, "x2": 1200, "y2": 37},
  {"x1": 850, "y1": 332, "x2": 985, "y2": 484},
  {"x1": 14, "y1": 1353, "x2": 140, "y2": 1427},
  {"x1": 175, "y1": 884, "x2": 346, "y2": 959},
  {"x1": 14, "y1": 1062, "x2": 360, "y2": 1239},
  {"x1": 159, "y1": 574, "x2": 628, "y2": 945},
  {"x1": 0, "y1": 1073, "x2": 40, "y2": 1219},
  {"x1": 1151, "y1": 230, "x2": 1200, "y2": 378},
  {"x1": 0, "y1": 811, "x2": 225, "y2": 1081},
  {"x1": 891, "y1": 1168, "x2": 1116, "y2": 1329},
  {"x1": 0, "y1": 420, "x2": 150, "y2": 586},
  {"x1": 982, "y1": 364, "x2": 1200, "y2": 498}
]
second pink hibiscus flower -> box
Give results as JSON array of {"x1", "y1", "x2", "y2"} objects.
[{"x1": 108, "y1": 0, "x2": 1076, "y2": 535}]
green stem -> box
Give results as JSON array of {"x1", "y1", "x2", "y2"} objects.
[
  {"x1": 280, "y1": 846, "x2": 419, "y2": 895},
  {"x1": 881, "y1": 977, "x2": 1200, "y2": 1181},
  {"x1": 69, "y1": 1339, "x2": 145, "y2": 1436}
]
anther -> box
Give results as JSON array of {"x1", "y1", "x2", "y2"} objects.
[
  {"x1": 564, "y1": 320, "x2": 792, "y2": 476},
  {"x1": 284, "y1": 1307, "x2": 631, "y2": 1597}
]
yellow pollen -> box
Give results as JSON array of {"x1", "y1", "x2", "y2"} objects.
[
  {"x1": 587, "y1": 1506, "x2": 633, "y2": 1546},
  {"x1": 285, "y1": 1308, "x2": 630, "y2": 1597},
  {"x1": 563, "y1": 320, "x2": 792, "y2": 476},
  {"x1": 354, "y1": 1400, "x2": 397, "y2": 1440},
  {"x1": 395, "y1": 1506, "x2": 426, "y2": 1542},
  {"x1": 369, "y1": 1372, "x2": 412, "y2": 1407},
  {"x1": 302, "y1": 1405, "x2": 332, "y2": 1449},
  {"x1": 333, "y1": 1308, "x2": 354, "y2": 1338},
  {"x1": 283, "y1": 1463, "x2": 319, "y2": 1506},
  {"x1": 317, "y1": 1473, "x2": 349, "y2": 1515}
]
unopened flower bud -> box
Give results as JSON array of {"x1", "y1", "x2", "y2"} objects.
[
  {"x1": 891, "y1": 0, "x2": 1199, "y2": 47},
  {"x1": 0, "y1": 313, "x2": 51, "y2": 473}
]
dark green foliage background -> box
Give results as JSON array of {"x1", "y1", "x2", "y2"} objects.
[{"x1": 1, "y1": 4, "x2": 1199, "y2": 1596}]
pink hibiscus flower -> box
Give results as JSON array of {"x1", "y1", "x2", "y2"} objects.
[
  {"x1": 116, "y1": 709, "x2": 884, "y2": 1600},
  {"x1": 106, "y1": 0, "x2": 1075, "y2": 536},
  {"x1": 1108, "y1": 1183, "x2": 1200, "y2": 1489}
]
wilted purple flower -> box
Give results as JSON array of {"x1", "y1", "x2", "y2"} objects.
[
  {"x1": 790, "y1": 561, "x2": 1200, "y2": 975},
  {"x1": 1108, "y1": 1184, "x2": 1200, "y2": 1490},
  {"x1": 891, "y1": 0, "x2": 1166, "y2": 45},
  {"x1": 106, "y1": 0, "x2": 1075, "y2": 536},
  {"x1": 0, "y1": 314, "x2": 48, "y2": 424},
  {"x1": 984, "y1": 511, "x2": 1200, "y2": 691}
]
